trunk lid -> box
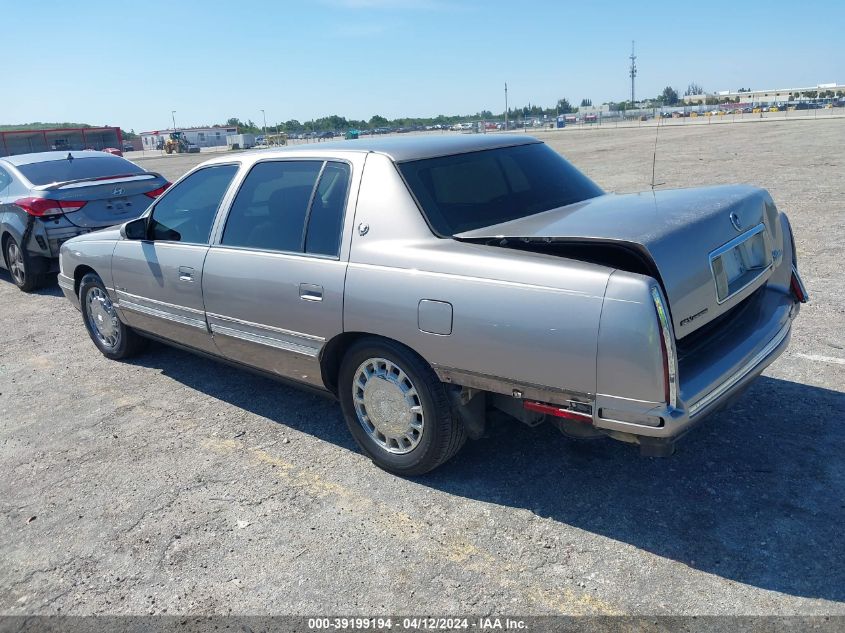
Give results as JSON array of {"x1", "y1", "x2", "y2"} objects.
[
  {"x1": 455, "y1": 185, "x2": 783, "y2": 338},
  {"x1": 34, "y1": 174, "x2": 163, "y2": 228}
]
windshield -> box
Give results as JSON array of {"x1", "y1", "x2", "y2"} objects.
[
  {"x1": 17, "y1": 156, "x2": 143, "y2": 186},
  {"x1": 398, "y1": 142, "x2": 604, "y2": 236}
]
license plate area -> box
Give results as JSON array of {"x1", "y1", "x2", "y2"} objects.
[{"x1": 710, "y1": 224, "x2": 772, "y2": 303}]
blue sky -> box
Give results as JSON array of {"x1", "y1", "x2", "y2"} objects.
[{"x1": 2, "y1": 0, "x2": 842, "y2": 131}]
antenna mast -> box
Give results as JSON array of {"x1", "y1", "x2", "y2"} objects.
[{"x1": 629, "y1": 41, "x2": 637, "y2": 105}]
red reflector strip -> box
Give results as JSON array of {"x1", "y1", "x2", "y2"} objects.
[{"x1": 523, "y1": 400, "x2": 592, "y2": 423}]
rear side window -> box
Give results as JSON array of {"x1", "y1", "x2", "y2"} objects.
[
  {"x1": 398, "y1": 143, "x2": 604, "y2": 236},
  {"x1": 222, "y1": 160, "x2": 350, "y2": 257},
  {"x1": 149, "y1": 164, "x2": 238, "y2": 243},
  {"x1": 305, "y1": 163, "x2": 351, "y2": 256},
  {"x1": 16, "y1": 156, "x2": 144, "y2": 186}
]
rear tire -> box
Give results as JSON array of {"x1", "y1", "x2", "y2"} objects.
[
  {"x1": 338, "y1": 337, "x2": 466, "y2": 476},
  {"x1": 3, "y1": 235, "x2": 43, "y2": 292},
  {"x1": 79, "y1": 273, "x2": 147, "y2": 360}
]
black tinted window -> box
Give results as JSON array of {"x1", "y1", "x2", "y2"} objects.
[
  {"x1": 305, "y1": 162, "x2": 351, "y2": 256},
  {"x1": 222, "y1": 161, "x2": 322, "y2": 252},
  {"x1": 17, "y1": 156, "x2": 144, "y2": 186},
  {"x1": 398, "y1": 143, "x2": 604, "y2": 236},
  {"x1": 150, "y1": 164, "x2": 238, "y2": 243}
]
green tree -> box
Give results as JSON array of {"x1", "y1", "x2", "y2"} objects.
[
  {"x1": 369, "y1": 115, "x2": 389, "y2": 127},
  {"x1": 684, "y1": 82, "x2": 704, "y2": 96},
  {"x1": 580, "y1": 98, "x2": 592, "y2": 107},
  {"x1": 660, "y1": 86, "x2": 680, "y2": 106},
  {"x1": 556, "y1": 98, "x2": 574, "y2": 114}
]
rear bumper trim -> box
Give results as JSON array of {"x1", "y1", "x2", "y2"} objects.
[{"x1": 687, "y1": 320, "x2": 791, "y2": 418}]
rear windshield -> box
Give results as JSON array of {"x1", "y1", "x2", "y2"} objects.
[
  {"x1": 17, "y1": 156, "x2": 143, "y2": 186},
  {"x1": 398, "y1": 143, "x2": 604, "y2": 236}
]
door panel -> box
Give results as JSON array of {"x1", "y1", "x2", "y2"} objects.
[
  {"x1": 110, "y1": 162, "x2": 239, "y2": 353},
  {"x1": 202, "y1": 247, "x2": 345, "y2": 386},
  {"x1": 112, "y1": 241, "x2": 216, "y2": 353}
]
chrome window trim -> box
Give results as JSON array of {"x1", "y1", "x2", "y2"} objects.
[
  {"x1": 688, "y1": 320, "x2": 790, "y2": 418},
  {"x1": 708, "y1": 223, "x2": 773, "y2": 305}
]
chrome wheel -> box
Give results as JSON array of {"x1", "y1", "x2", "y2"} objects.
[
  {"x1": 352, "y1": 357, "x2": 425, "y2": 454},
  {"x1": 85, "y1": 286, "x2": 121, "y2": 350},
  {"x1": 6, "y1": 241, "x2": 25, "y2": 286}
]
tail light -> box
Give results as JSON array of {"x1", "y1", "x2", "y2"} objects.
[
  {"x1": 651, "y1": 287, "x2": 678, "y2": 410},
  {"x1": 15, "y1": 197, "x2": 86, "y2": 217},
  {"x1": 145, "y1": 182, "x2": 171, "y2": 199},
  {"x1": 790, "y1": 266, "x2": 809, "y2": 303}
]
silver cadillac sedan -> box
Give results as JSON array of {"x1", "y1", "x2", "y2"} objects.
[{"x1": 59, "y1": 135, "x2": 807, "y2": 475}]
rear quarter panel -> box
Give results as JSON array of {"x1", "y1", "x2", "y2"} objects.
[{"x1": 343, "y1": 153, "x2": 611, "y2": 397}]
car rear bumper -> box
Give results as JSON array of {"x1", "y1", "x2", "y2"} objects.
[{"x1": 594, "y1": 286, "x2": 799, "y2": 444}]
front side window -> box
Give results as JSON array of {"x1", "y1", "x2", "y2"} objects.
[
  {"x1": 398, "y1": 142, "x2": 604, "y2": 236},
  {"x1": 149, "y1": 164, "x2": 238, "y2": 243}
]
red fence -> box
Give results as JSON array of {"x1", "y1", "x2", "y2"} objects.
[{"x1": 0, "y1": 127, "x2": 123, "y2": 157}]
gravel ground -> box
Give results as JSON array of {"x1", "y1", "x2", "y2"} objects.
[{"x1": 1, "y1": 118, "x2": 843, "y2": 617}]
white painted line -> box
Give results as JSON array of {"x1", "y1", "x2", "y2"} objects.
[{"x1": 796, "y1": 353, "x2": 845, "y2": 365}]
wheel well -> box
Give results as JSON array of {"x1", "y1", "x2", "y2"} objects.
[
  {"x1": 73, "y1": 265, "x2": 97, "y2": 297},
  {"x1": 320, "y1": 332, "x2": 370, "y2": 396},
  {"x1": 320, "y1": 332, "x2": 431, "y2": 396}
]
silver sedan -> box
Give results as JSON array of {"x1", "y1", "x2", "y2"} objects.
[{"x1": 59, "y1": 136, "x2": 806, "y2": 475}]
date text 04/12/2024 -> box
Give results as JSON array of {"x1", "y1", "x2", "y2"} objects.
[{"x1": 307, "y1": 617, "x2": 527, "y2": 630}]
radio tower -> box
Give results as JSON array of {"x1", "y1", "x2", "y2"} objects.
[{"x1": 629, "y1": 41, "x2": 637, "y2": 105}]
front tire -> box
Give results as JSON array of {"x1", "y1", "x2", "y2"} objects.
[
  {"x1": 338, "y1": 338, "x2": 465, "y2": 476},
  {"x1": 79, "y1": 273, "x2": 146, "y2": 360},
  {"x1": 4, "y1": 235, "x2": 42, "y2": 292}
]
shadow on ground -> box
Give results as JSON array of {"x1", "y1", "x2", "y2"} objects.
[
  {"x1": 134, "y1": 342, "x2": 844, "y2": 603},
  {"x1": 0, "y1": 270, "x2": 62, "y2": 297}
]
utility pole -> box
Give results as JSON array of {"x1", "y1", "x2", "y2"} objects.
[
  {"x1": 504, "y1": 82, "x2": 508, "y2": 131},
  {"x1": 171, "y1": 110, "x2": 177, "y2": 131},
  {"x1": 629, "y1": 41, "x2": 637, "y2": 106},
  {"x1": 261, "y1": 109, "x2": 267, "y2": 139}
]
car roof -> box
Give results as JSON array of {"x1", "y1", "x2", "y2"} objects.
[
  {"x1": 207, "y1": 134, "x2": 542, "y2": 165},
  {"x1": 0, "y1": 150, "x2": 125, "y2": 167}
]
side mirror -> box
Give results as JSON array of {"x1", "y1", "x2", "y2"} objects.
[{"x1": 121, "y1": 217, "x2": 148, "y2": 240}]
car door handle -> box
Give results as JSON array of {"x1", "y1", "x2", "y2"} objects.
[
  {"x1": 299, "y1": 283, "x2": 323, "y2": 301},
  {"x1": 178, "y1": 266, "x2": 194, "y2": 282}
]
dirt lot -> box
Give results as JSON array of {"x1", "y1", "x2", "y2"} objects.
[{"x1": 1, "y1": 118, "x2": 843, "y2": 616}]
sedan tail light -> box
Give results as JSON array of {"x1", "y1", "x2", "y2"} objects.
[
  {"x1": 651, "y1": 287, "x2": 678, "y2": 410},
  {"x1": 790, "y1": 266, "x2": 809, "y2": 303},
  {"x1": 15, "y1": 197, "x2": 86, "y2": 217},
  {"x1": 144, "y1": 183, "x2": 171, "y2": 199}
]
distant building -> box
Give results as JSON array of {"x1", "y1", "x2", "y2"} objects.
[
  {"x1": 0, "y1": 126, "x2": 122, "y2": 157},
  {"x1": 139, "y1": 127, "x2": 237, "y2": 151},
  {"x1": 683, "y1": 83, "x2": 844, "y2": 105}
]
